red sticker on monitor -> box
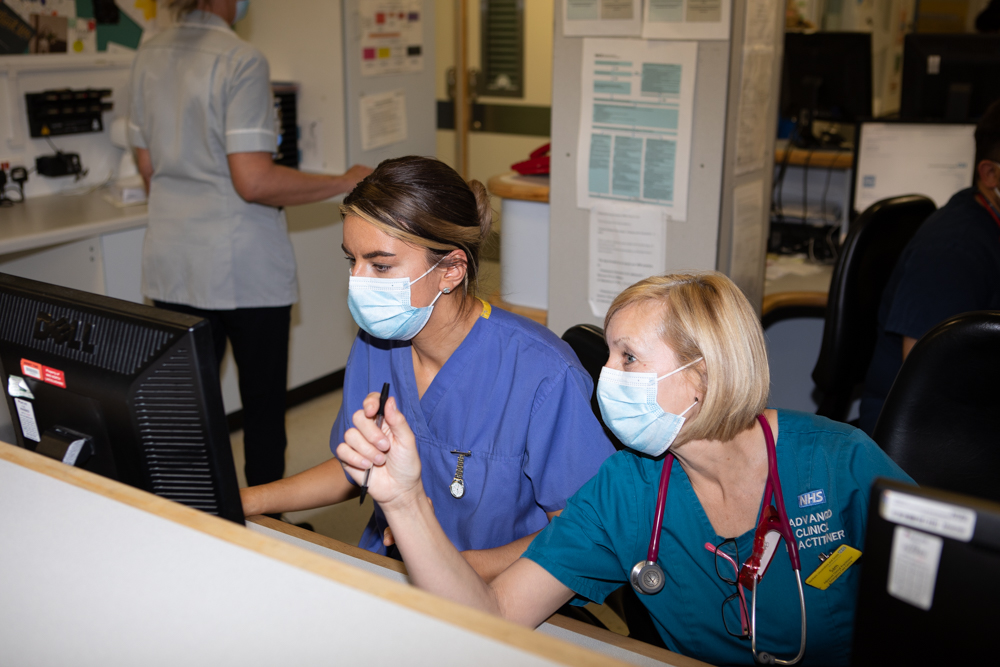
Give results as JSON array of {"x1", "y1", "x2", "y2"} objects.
[
  {"x1": 20, "y1": 359, "x2": 42, "y2": 380},
  {"x1": 20, "y1": 359, "x2": 66, "y2": 388}
]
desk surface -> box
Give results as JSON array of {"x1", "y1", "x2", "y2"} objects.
[
  {"x1": 762, "y1": 255, "x2": 833, "y2": 317},
  {"x1": 488, "y1": 172, "x2": 550, "y2": 203},
  {"x1": 0, "y1": 190, "x2": 147, "y2": 256},
  {"x1": 774, "y1": 142, "x2": 853, "y2": 169}
]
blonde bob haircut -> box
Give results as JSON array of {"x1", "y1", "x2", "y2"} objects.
[{"x1": 604, "y1": 271, "x2": 770, "y2": 446}]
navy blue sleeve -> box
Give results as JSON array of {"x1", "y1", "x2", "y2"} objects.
[
  {"x1": 885, "y1": 231, "x2": 998, "y2": 340},
  {"x1": 522, "y1": 365, "x2": 615, "y2": 513}
]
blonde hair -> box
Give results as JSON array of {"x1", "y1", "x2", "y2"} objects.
[
  {"x1": 340, "y1": 156, "x2": 493, "y2": 298},
  {"x1": 605, "y1": 271, "x2": 769, "y2": 446}
]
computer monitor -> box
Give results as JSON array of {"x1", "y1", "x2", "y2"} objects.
[
  {"x1": 851, "y1": 121, "x2": 976, "y2": 216},
  {"x1": 900, "y1": 33, "x2": 1000, "y2": 122},
  {"x1": 851, "y1": 477, "x2": 999, "y2": 664},
  {"x1": 0, "y1": 273, "x2": 244, "y2": 524},
  {"x1": 780, "y1": 32, "x2": 873, "y2": 147}
]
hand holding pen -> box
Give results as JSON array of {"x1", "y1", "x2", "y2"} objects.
[{"x1": 359, "y1": 382, "x2": 390, "y2": 504}]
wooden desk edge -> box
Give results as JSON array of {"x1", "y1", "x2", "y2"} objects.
[
  {"x1": 761, "y1": 291, "x2": 828, "y2": 317},
  {"x1": 773, "y1": 147, "x2": 853, "y2": 169},
  {"x1": 487, "y1": 172, "x2": 551, "y2": 203},
  {"x1": 489, "y1": 291, "x2": 548, "y2": 326}
]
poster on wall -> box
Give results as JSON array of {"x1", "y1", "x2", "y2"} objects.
[
  {"x1": 359, "y1": 89, "x2": 408, "y2": 151},
  {"x1": 359, "y1": 0, "x2": 424, "y2": 77},
  {"x1": 563, "y1": 0, "x2": 642, "y2": 37},
  {"x1": 642, "y1": 0, "x2": 731, "y2": 41},
  {"x1": 576, "y1": 38, "x2": 697, "y2": 221},
  {"x1": 588, "y1": 204, "x2": 667, "y2": 317}
]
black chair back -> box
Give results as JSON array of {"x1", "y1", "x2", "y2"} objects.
[
  {"x1": 812, "y1": 195, "x2": 937, "y2": 421},
  {"x1": 561, "y1": 324, "x2": 625, "y2": 451},
  {"x1": 872, "y1": 311, "x2": 1000, "y2": 503}
]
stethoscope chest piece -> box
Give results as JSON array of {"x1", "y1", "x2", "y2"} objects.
[{"x1": 630, "y1": 560, "x2": 665, "y2": 595}]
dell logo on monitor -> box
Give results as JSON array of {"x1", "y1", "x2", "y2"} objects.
[{"x1": 33, "y1": 312, "x2": 96, "y2": 353}]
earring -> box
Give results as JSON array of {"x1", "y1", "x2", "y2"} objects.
[{"x1": 443, "y1": 288, "x2": 451, "y2": 294}]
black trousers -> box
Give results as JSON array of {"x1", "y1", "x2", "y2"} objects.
[{"x1": 154, "y1": 301, "x2": 291, "y2": 487}]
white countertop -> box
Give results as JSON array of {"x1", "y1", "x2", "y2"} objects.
[{"x1": 0, "y1": 190, "x2": 147, "y2": 256}]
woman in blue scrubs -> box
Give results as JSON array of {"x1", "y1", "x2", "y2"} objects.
[
  {"x1": 241, "y1": 157, "x2": 614, "y2": 579},
  {"x1": 337, "y1": 271, "x2": 914, "y2": 665}
]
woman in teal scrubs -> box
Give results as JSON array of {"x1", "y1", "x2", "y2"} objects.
[{"x1": 336, "y1": 271, "x2": 914, "y2": 666}]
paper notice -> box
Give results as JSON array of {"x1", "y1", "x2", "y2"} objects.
[
  {"x1": 642, "y1": 0, "x2": 731, "y2": 41},
  {"x1": 880, "y1": 489, "x2": 977, "y2": 542},
  {"x1": 359, "y1": 0, "x2": 424, "y2": 77},
  {"x1": 359, "y1": 89, "x2": 407, "y2": 152},
  {"x1": 15, "y1": 397, "x2": 40, "y2": 442},
  {"x1": 577, "y1": 38, "x2": 697, "y2": 220},
  {"x1": 888, "y1": 525, "x2": 943, "y2": 611},
  {"x1": 589, "y1": 204, "x2": 667, "y2": 317},
  {"x1": 564, "y1": 0, "x2": 642, "y2": 37}
]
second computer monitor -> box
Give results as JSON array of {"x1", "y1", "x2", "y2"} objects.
[
  {"x1": 900, "y1": 33, "x2": 1000, "y2": 122},
  {"x1": 781, "y1": 32, "x2": 873, "y2": 145},
  {"x1": 852, "y1": 121, "x2": 976, "y2": 216}
]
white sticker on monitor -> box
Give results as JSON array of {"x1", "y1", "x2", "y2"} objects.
[
  {"x1": 888, "y1": 525, "x2": 943, "y2": 611},
  {"x1": 14, "y1": 398, "x2": 40, "y2": 442},
  {"x1": 881, "y1": 489, "x2": 976, "y2": 542},
  {"x1": 8, "y1": 375, "x2": 34, "y2": 400}
]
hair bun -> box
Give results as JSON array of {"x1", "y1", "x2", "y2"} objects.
[{"x1": 468, "y1": 179, "x2": 494, "y2": 240}]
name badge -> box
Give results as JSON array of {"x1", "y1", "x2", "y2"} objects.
[{"x1": 805, "y1": 545, "x2": 861, "y2": 590}]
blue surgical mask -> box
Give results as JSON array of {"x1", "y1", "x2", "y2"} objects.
[
  {"x1": 233, "y1": 0, "x2": 250, "y2": 24},
  {"x1": 597, "y1": 359, "x2": 701, "y2": 457},
  {"x1": 348, "y1": 259, "x2": 444, "y2": 341}
]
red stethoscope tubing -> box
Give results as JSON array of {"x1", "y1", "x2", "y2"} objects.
[{"x1": 644, "y1": 414, "x2": 801, "y2": 573}]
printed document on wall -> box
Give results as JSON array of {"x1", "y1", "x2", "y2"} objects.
[
  {"x1": 642, "y1": 0, "x2": 731, "y2": 41},
  {"x1": 577, "y1": 38, "x2": 697, "y2": 220},
  {"x1": 360, "y1": 89, "x2": 408, "y2": 151},
  {"x1": 589, "y1": 204, "x2": 667, "y2": 317},
  {"x1": 359, "y1": 0, "x2": 424, "y2": 77},
  {"x1": 564, "y1": 0, "x2": 642, "y2": 36}
]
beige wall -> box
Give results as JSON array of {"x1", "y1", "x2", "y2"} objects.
[{"x1": 435, "y1": 0, "x2": 554, "y2": 187}]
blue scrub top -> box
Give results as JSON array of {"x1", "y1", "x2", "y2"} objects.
[
  {"x1": 331, "y1": 301, "x2": 615, "y2": 554},
  {"x1": 523, "y1": 409, "x2": 914, "y2": 666}
]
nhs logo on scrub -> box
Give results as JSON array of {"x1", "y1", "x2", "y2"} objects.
[{"x1": 798, "y1": 489, "x2": 826, "y2": 508}]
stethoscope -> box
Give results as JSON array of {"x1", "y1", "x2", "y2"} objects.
[{"x1": 630, "y1": 414, "x2": 807, "y2": 665}]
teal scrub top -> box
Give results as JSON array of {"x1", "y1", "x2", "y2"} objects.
[{"x1": 523, "y1": 410, "x2": 914, "y2": 666}]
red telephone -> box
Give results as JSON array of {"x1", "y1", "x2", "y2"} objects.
[{"x1": 511, "y1": 143, "x2": 550, "y2": 176}]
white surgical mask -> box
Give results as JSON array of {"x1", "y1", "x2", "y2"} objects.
[
  {"x1": 348, "y1": 259, "x2": 445, "y2": 341},
  {"x1": 596, "y1": 359, "x2": 701, "y2": 457}
]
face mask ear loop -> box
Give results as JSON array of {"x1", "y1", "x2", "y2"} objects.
[
  {"x1": 656, "y1": 357, "x2": 703, "y2": 382},
  {"x1": 679, "y1": 396, "x2": 699, "y2": 417},
  {"x1": 410, "y1": 256, "x2": 446, "y2": 286}
]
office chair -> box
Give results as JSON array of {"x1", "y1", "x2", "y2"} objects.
[
  {"x1": 811, "y1": 195, "x2": 936, "y2": 422},
  {"x1": 561, "y1": 324, "x2": 665, "y2": 648},
  {"x1": 872, "y1": 311, "x2": 1000, "y2": 503},
  {"x1": 561, "y1": 323, "x2": 625, "y2": 451}
]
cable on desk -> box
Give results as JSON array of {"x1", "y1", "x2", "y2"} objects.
[
  {"x1": 773, "y1": 130, "x2": 796, "y2": 222},
  {"x1": 802, "y1": 149, "x2": 814, "y2": 224},
  {"x1": 820, "y1": 162, "x2": 833, "y2": 226}
]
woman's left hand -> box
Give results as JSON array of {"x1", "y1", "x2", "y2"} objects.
[{"x1": 336, "y1": 395, "x2": 425, "y2": 509}]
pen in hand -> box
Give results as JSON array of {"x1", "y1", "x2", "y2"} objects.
[{"x1": 360, "y1": 382, "x2": 390, "y2": 505}]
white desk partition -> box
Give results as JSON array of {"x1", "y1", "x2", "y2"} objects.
[{"x1": 0, "y1": 442, "x2": 709, "y2": 667}]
